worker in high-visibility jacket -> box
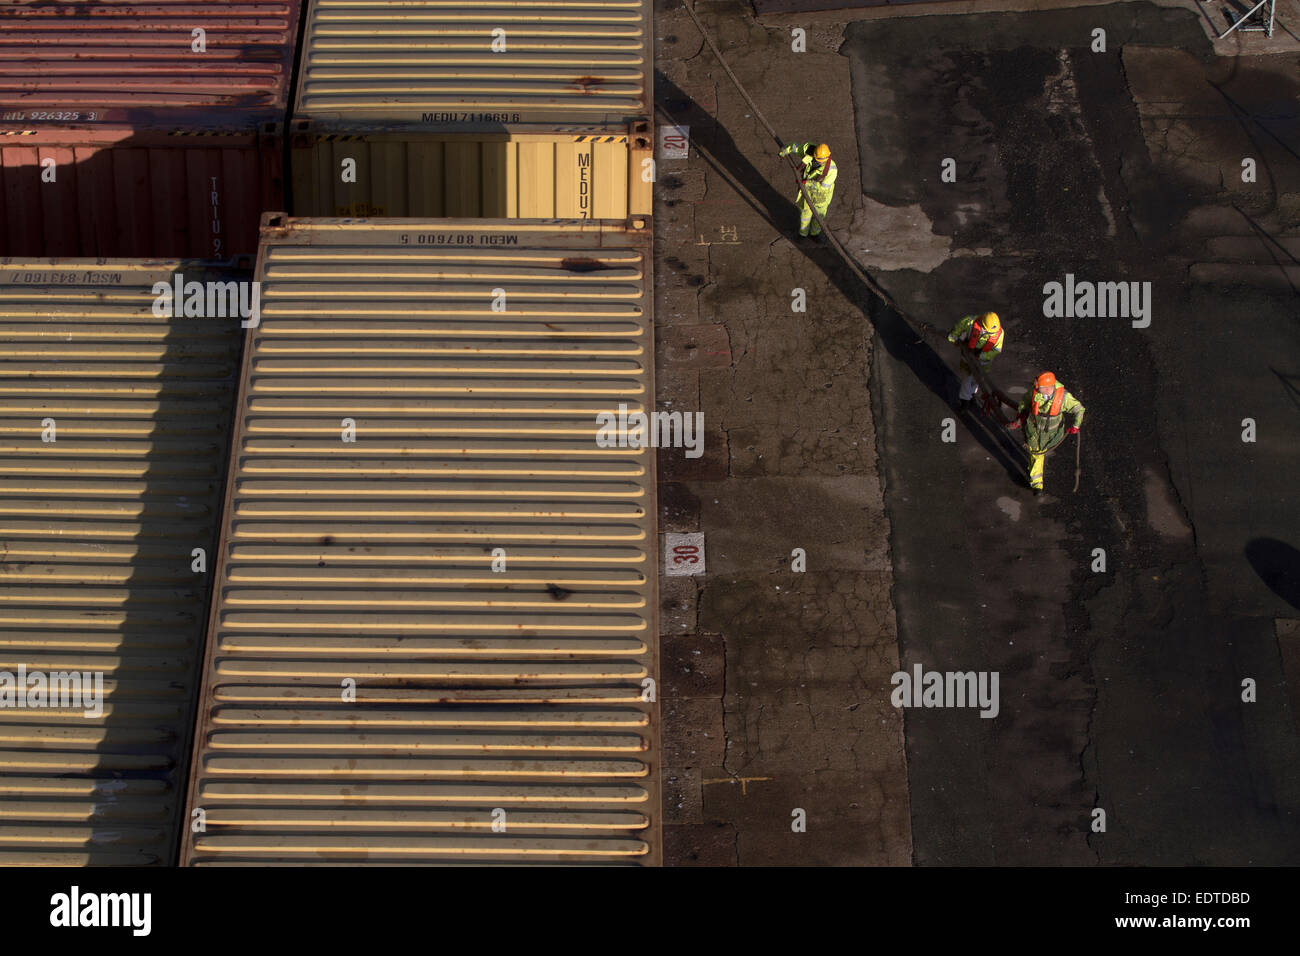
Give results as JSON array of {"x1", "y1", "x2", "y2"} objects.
[
  {"x1": 946, "y1": 311, "x2": 1004, "y2": 411},
  {"x1": 1010, "y1": 371, "x2": 1085, "y2": 495},
  {"x1": 778, "y1": 142, "x2": 837, "y2": 237}
]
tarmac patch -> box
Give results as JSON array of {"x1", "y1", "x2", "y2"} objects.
[{"x1": 1143, "y1": 467, "x2": 1192, "y2": 539}]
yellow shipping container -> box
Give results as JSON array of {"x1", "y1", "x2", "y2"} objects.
[
  {"x1": 291, "y1": 127, "x2": 652, "y2": 219},
  {"x1": 181, "y1": 216, "x2": 660, "y2": 865},
  {"x1": 289, "y1": 0, "x2": 653, "y2": 219},
  {"x1": 0, "y1": 259, "x2": 242, "y2": 865}
]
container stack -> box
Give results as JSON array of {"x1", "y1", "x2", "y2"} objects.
[
  {"x1": 0, "y1": 0, "x2": 659, "y2": 867},
  {"x1": 0, "y1": 260, "x2": 242, "y2": 865},
  {"x1": 180, "y1": 217, "x2": 659, "y2": 865},
  {"x1": 288, "y1": 0, "x2": 652, "y2": 219},
  {"x1": 0, "y1": 1, "x2": 302, "y2": 259}
]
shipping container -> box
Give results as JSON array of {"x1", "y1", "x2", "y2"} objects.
[
  {"x1": 0, "y1": 258, "x2": 244, "y2": 865},
  {"x1": 182, "y1": 215, "x2": 660, "y2": 865},
  {"x1": 0, "y1": 1, "x2": 303, "y2": 258},
  {"x1": 290, "y1": 0, "x2": 652, "y2": 219},
  {"x1": 291, "y1": 127, "x2": 652, "y2": 219}
]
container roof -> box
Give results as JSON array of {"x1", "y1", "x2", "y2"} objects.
[
  {"x1": 0, "y1": 1, "x2": 303, "y2": 129},
  {"x1": 0, "y1": 259, "x2": 242, "y2": 865},
  {"x1": 293, "y1": 0, "x2": 650, "y2": 128},
  {"x1": 182, "y1": 217, "x2": 660, "y2": 865}
]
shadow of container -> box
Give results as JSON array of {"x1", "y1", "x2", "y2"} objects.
[{"x1": 0, "y1": 258, "x2": 244, "y2": 865}]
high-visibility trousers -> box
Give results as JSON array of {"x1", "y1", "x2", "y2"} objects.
[
  {"x1": 958, "y1": 355, "x2": 992, "y2": 401},
  {"x1": 797, "y1": 187, "x2": 834, "y2": 235},
  {"x1": 1028, "y1": 451, "x2": 1046, "y2": 489},
  {"x1": 1025, "y1": 430, "x2": 1065, "y2": 489}
]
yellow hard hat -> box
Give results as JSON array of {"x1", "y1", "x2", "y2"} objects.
[
  {"x1": 980, "y1": 311, "x2": 1000, "y2": 334},
  {"x1": 814, "y1": 143, "x2": 831, "y2": 162}
]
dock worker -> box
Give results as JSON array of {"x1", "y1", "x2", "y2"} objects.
[
  {"x1": 778, "y1": 142, "x2": 837, "y2": 237},
  {"x1": 946, "y1": 311, "x2": 1004, "y2": 411},
  {"x1": 1009, "y1": 371, "x2": 1085, "y2": 495}
]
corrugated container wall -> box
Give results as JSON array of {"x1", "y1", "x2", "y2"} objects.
[
  {"x1": 290, "y1": 0, "x2": 652, "y2": 219},
  {"x1": 0, "y1": 259, "x2": 243, "y2": 865},
  {"x1": 183, "y1": 216, "x2": 660, "y2": 865},
  {"x1": 0, "y1": 1, "x2": 303, "y2": 259}
]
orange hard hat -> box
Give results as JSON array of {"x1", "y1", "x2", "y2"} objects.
[
  {"x1": 814, "y1": 143, "x2": 831, "y2": 162},
  {"x1": 1035, "y1": 371, "x2": 1057, "y2": 392}
]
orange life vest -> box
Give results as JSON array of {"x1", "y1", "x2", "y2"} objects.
[
  {"x1": 967, "y1": 323, "x2": 1002, "y2": 353},
  {"x1": 1036, "y1": 384, "x2": 1065, "y2": 419}
]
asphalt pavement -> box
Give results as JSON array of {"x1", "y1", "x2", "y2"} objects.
[
  {"x1": 655, "y1": 0, "x2": 1299, "y2": 864},
  {"x1": 846, "y1": 2, "x2": 1300, "y2": 863}
]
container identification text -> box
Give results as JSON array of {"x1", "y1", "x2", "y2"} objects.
[
  {"x1": 9, "y1": 271, "x2": 123, "y2": 285},
  {"x1": 398, "y1": 233, "x2": 519, "y2": 246},
  {"x1": 421, "y1": 112, "x2": 521, "y2": 124}
]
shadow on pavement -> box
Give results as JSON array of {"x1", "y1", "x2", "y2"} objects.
[
  {"x1": 656, "y1": 69, "x2": 1028, "y2": 486},
  {"x1": 1245, "y1": 538, "x2": 1300, "y2": 611}
]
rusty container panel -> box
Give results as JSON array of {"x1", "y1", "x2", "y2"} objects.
[
  {"x1": 290, "y1": 127, "x2": 652, "y2": 220},
  {"x1": 0, "y1": 1, "x2": 302, "y2": 129},
  {"x1": 0, "y1": 129, "x2": 283, "y2": 259},
  {"x1": 294, "y1": 0, "x2": 650, "y2": 127},
  {"x1": 182, "y1": 215, "x2": 660, "y2": 865},
  {"x1": 0, "y1": 1, "x2": 302, "y2": 259},
  {"x1": 0, "y1": 259, "x2": 243, "y2": 865}
]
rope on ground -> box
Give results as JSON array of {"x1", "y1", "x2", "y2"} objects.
[
  {"x1": 678, "y1": 0, "x2": 906, "y2": 319},
  {"x1": 1073, "y1": 427, "x2": 1083, "y2": 493}
]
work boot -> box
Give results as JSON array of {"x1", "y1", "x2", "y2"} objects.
[
  {"x1": 956, "y1": 397, "x2": 972, "y2": 413},
  {"x1": 798, "y1": 227, "x2": 810, "y2": 237},
  {"x1": 1032, "y1": 486, "x2": 1043, "y2": 497}
]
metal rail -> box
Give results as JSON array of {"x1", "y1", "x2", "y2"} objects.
[{"x1": 1219, "y1": 0, "x2": 1275, "y2": 39}]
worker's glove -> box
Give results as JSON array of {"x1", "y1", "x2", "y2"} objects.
[
  {"x1": 946, "y1": 334, "x2": 957, "y2": 344},
  {"x1": 1007, "y1": 418, "x2": 1021, "y2": 430},
  {"x1": 1067, "y1": 426, "x2": 1080, "y2": 435},
  {"x1": 780, "y1": 144, "x2": 795, "y2": 157}
]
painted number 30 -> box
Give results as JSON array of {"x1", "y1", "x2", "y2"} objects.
[{"x1": 672, "y1": 544, "x2": 699, "y2": 565}]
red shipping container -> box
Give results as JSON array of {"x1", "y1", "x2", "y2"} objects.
[{"x1": 0, "y1": 1, "x2": 302, "y2": 259}]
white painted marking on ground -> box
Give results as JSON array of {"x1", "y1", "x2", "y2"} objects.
[
  {"x1": 996, "y1": 496, "x2": 1022, "y2": 521},
  {"x1": 659, "y1": 125, "x2": 690, "y2": 159},
  {"x1": 665, "y1": 532, "x2": 705, "y2": 576}
]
